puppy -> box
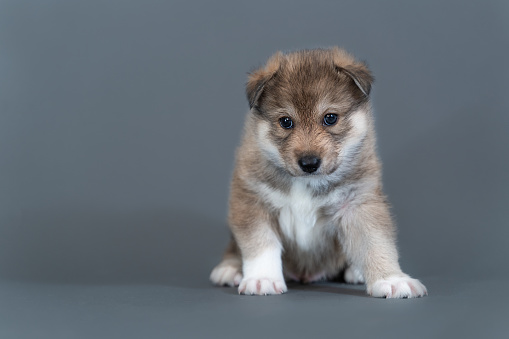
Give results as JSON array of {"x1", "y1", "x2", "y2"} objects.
[{"x1": 210, "y1": 47, "x2": 427, "y2": 298}]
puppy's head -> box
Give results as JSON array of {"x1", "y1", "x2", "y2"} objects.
[{"x1": 247, "y1": 48, "x2": 374, "y2": 177}]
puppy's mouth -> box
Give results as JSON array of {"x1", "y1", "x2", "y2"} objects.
[
  {"x1": 286, "y1": 165, "x2": 333, "y2": 178},
  {"x1": 293, "y1": 171, "x2": 320, "y2": 177},
  {"x1": 289, "y1": 163, "x2": 338, "y2": 178}
]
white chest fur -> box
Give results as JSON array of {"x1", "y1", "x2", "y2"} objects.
[
  {"x1": 259, "y1": 180, "x2": 330, "y2": 251},
  {"x1": 279, "y1": 181, "x2": 323, "y2": 250}
]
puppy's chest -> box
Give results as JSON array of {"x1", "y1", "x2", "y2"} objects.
[{"x1": 264, "y1": 181, "x2": 347, "y2": 250}]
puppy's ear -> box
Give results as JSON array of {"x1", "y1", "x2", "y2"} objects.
[
  {"x1": 330, "y1": 47, "x2": 374, "y2": 97},
  {"x1": 246, "y1": 52, "x2": 284, "y2": 109},
  {"x1": 335, "y1": 64, "x2": 374, "y2": 97}
]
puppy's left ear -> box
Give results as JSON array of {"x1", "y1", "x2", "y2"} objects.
[
  {"x1": 330, "y1": 47, "x2": 374, "y2": 98},
  {"x1": 335, "y1": 63, "x2": 374, "y2": 97},
  {"x1": 246, "y1": 52, "x2": 283, "y2": 109}
]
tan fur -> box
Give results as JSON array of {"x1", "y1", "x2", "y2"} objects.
[{"x1": 210, "y1": 48, "x2": 427, "y2": 298}]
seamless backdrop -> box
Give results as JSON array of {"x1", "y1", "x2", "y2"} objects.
[{"x1": 0, "y1": 1, "x2": 508, "y2": 338}]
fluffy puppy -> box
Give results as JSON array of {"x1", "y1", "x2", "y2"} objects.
[{"x1": 210, "y1": 47, "x2": 427, "y2": 298}]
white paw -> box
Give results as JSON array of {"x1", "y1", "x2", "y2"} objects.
[
  {"x1": 344, "y1": 266, "x2": 365, "y2": 284},
  {"x1": 238, "y1": 278, "x2": 287, "y2": 295},
  {"x1": 368, "y1": 275, "x2": 427, "y2": 298},
  {"x1": 210, "y1": 259, "x2": 243, "y2": 287}
]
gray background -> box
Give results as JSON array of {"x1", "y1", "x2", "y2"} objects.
[{"x1": 1, "y1": 0, "x2": 508, "y2": 338}]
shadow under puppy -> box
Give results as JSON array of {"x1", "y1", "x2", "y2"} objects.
[{"x1": 210, "y1": 47, "x2": 427, "y2": 298}]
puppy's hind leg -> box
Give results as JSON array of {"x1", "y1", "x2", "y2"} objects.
[
  {"x1": 343, "y1": 264, "x2": 365, "y2": 285},
  {"x1": 210, "y1": 237, "x2": 243, "y2": 287}
]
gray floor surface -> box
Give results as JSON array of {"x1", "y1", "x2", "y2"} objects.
[{"x1": 2, "y1": 275, "x2": 508, "y2": 339}]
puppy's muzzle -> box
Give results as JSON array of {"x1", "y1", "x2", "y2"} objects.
[{"x1": 298, "y1": 155, "x2": 321, "y2": 173}]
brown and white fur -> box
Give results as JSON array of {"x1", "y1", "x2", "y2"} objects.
[{"x1": 210, "y1": 47, "x2": 427, "y2": 298}]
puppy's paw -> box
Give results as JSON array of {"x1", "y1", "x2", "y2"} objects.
[
  {"x1": 238, "y1": 278, "x2": 287, "y2": 295},
  {"x1": 368, "y1": 275, "x2": 427, "y2": 298},
  {"x1": 210, "y1": 259, "x2": 243, "y2": 287},
  {"x1": 344, "y1": 266, "x2": 365, "y2": 284}
]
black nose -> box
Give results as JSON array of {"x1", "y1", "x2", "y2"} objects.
[{"x1": 298, "y1": 156, "x2": 321, "y2": 173}]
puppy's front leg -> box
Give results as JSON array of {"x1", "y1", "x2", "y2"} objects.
[
  {"x1": 340, "y1": 200, "x2": 427, "y2": 298},
  {"x1": 238, "y1": 231, "x2": 287, "y2": 295},
  {"x1": 230, "y1": 191, "x2": 287, "y2": 295}
]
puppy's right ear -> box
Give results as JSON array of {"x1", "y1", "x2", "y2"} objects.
[{"x1": 246, "y1": 52, "x2": 283, "y2": 109}]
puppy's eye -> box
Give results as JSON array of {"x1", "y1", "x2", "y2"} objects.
[
  {"x1": 323, "y1": 113, "x2": 338, "y2": 126},
  {"x1": 279, "y1": 117, "x2": 294, "y2": 129}
]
